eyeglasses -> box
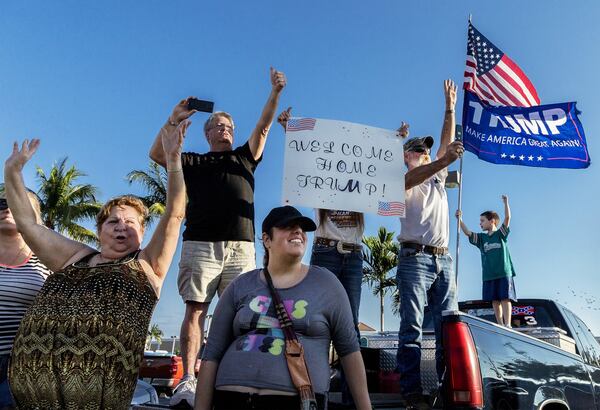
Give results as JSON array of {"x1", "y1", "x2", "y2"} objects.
[
  {"x1": 0, "y1": 198, "x2": 8, "y2": 211},
  {"x1": 210, "y1": 123, "x2": 234, "y2": 132}
]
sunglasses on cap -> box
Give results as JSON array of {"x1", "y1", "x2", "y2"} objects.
[{"x1": 0, "y1": 198, "x2": 7, "y2": 211}]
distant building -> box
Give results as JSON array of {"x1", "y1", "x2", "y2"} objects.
[
  {"x1": 358, "y1": 322, "x2": 376, "y2": 333},
  {"x1": 147, "y1": 337, "x2": 180, "y2": 354}
]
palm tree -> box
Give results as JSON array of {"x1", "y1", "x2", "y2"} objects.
[
  {"x1": 146, "y1": 323, "x2": 164, "y2": 350},
  {"x1": 36, "y1": 158, "x2": 101, "y2": 245},
  {"x1": 362, "y1": 227, "x2": 400, "y2": 333},
  {"x1": 126, "y1": 162, "x2": 167, "y2": 226}
]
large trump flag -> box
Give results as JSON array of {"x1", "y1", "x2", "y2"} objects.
[{"x1": 462, "y1": 21, "x2": 590, "y2": 169}]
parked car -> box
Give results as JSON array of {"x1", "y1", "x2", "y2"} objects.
[
  {"x1": 442, "y1": 299, "x2": 600, "y2": 409},
  {"x1": 358, "y1": 299, "x2": 600, "y2": 409},
  {"x1": 138, "y1": 350, "x2": 201, "y2": 396},
  {"x1": 130, "y1": 379, "x2": 159, "y2": 407}
]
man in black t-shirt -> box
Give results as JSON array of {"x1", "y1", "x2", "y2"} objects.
[{"x1": 149, "y1": 67, "x2": 286, "y2": 407}]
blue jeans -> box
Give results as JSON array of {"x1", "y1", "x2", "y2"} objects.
[
  {"x1": 396, "y1": 248, "x2": 457, "y2": 396},
  {"x1": 310, "y1": 244, "x2": 363, "y2": 404},
  {"x1": 310, "y1": 244, "x2": 363, "y2": 336},
  {"x1": 0, "y1": 354, "x2": 14, "y2": 408}
]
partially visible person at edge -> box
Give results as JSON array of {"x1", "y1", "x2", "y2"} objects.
[
  {"x1": 396, "y1": 79, "x2": 464, "y2": 410},
  {"x1": 457, "y1": 194, "x2": 516, "y2": 327},
  {"x1": 194, "y1": 205, "x2": 372, "y2": 410},
  {"x1": 148, "y1": 67, "x2": 287, "y2": 408},
  {"x1": 0, "y1": 186, "x2": 52, "y2": 410},
  {"x1": 276, "y1": 108, "x2": 409, "y2": 405},
  {"x1": 4, "y1": 124, "x2": 186, "y2": 409}
]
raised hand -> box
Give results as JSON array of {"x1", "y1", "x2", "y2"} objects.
[
  {"x1": 501, "y1": 194, "x2": 509, "y2": 204},
  {"x1": 5, "y1": 139, "x2": 40, "y2": 171},
  {"x1": 162, "y1": 120, "x2": 190, "y2": 161},
  {"x1": 277, "y1": 107, "x2": 292, "y2": 129},
  {"x1": 270, "y1": 67, "x2": 287, "y2": 93},
  {"x1": 396, "y1": 121, "x2": 410, "y2": 138},
  {"x1": 444, "y1": 79, "x2": 457, "y2": 110},
  {"x1": 444, "y1": 140, "x2": 464, "y2": 163},
  {"x1": 169, "y1": 97, "x2": 197, "y2": 126},
  {"x1": 455, "y1": 209, "x2": 462, "y2": 219}
]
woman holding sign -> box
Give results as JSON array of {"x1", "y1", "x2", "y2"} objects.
[{"x1": 277, "y1": 108, "x2": 410, "y2": 404}]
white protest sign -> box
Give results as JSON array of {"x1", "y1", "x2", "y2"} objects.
[{"x1": 282, "y1": 117, "x2": 406, "y2": 216}]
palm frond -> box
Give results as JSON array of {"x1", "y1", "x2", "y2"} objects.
[
  {"x1": 362, "y1": 226, "x2": 401, "y2": 317},
  {"x1": 35, "y1": 157, "x2": 100, "y2": 242}
]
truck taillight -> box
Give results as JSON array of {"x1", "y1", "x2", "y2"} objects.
[
  {"x1": 443, "y1": 321, "x2": 483, "y2": 407},
  {"x1": 170, "y1": 357, "x2": 178, "y2": 375}
]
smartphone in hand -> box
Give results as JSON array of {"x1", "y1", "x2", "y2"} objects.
[
  {"x1": 455, "y1": 124, "x2": 463, "y2": 141},
  {"x1": 188, "y1": 98, "x2": 214, "y2": 113}
]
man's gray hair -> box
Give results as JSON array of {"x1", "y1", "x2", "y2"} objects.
[{"x1": 204, "y1": 111, "x2": 235, "y2": 134}]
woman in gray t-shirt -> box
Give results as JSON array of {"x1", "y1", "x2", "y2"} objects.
[{"x1": 195, "y1": 206, "x2": 371, "y2": 410}]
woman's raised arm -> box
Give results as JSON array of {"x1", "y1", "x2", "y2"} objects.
[
  {"x1": 140, "y1": 121, "x2": 188, "y2": 279},
  {"x1": 4, "y1": 140, "x2": 92, "y2": 271}
]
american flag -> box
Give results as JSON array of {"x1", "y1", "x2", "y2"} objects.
[
  {"x1": 286, "y1": 118, "x2": 316, "y2": 132},
  {"x1": 512, "y1": 305, "x2": 535, "y2": 316},
  {"x1": 377, "y1": 201, "x2": 405, "y2": 217},
  {"x1": 464, "y1": 22, "x2": 540, "y2": 107}
]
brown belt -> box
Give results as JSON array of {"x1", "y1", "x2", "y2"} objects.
[
  {"x1": 314, "y1": 237, "x2": 362, "y2": 252},
  {"x1": 401, "y1": 241, "x2": 448, "y2": 255}
]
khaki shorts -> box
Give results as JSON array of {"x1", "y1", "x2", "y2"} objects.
[{"x1": 177, "y1": 240, "x2": 256, "y2": 303}]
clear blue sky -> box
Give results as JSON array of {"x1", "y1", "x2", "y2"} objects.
[{"x1": 1, "y1": 1, "x2": 598, "y2": 337}]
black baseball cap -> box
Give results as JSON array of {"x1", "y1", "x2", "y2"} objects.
[
  {"x1": 404, "y1": 136, "x2": 434, "y2": 153},
  {"x1": 262, "y1": 205, "x2": 317, "y2": 233}
]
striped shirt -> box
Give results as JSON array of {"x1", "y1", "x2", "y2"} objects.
[{"x1": 0, "y1": 254, "x2": 51, "y2": 355}]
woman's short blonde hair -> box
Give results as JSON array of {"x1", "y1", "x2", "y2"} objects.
[
  {"x1": 26, "y1": 191, "x2": 42, "y2": 224},
  {"x1": 0, "y1": 184, "x2": 42, "y2": 224},
  {"x1": 96, "y1": 195, "x2": 148, "y2": 234}
]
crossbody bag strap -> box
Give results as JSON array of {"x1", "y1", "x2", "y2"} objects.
[{"x1": 263, "y1": 268, "x2": 318, "y2": 410}]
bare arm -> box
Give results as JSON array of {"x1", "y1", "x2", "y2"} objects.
[
  {"x1": 149, "y1": 98, "x2": 196, "y2": 167},
  {"x1": 455, "y1": 210, "x2": 472, "y2": 236},
  {"x1": 247, "y1": 67, "x2": 287, "y2": 161},
  {"x1": 4, "y1": 140, "x2": 93, "y2": 271},
  {"x1": 340, "y1": 351, "x2": 372, "y2": 410},
  {"x1": 502, "y1": 194, "x2": 511, "y2": 227},
  {"x1": 194, "y1": 360, "x2": 218, "y2": 410},
  {"x1": 405, "y1": 141, "x2": 463, "y2": 190},
  {"x1": 140, "y1": 121, "x2": 188, "y2": 279},
  {"x1": 436, "y1": 79, "x2": 457, "y2": 160}
]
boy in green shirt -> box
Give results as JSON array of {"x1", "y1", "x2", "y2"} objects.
[{"x1": 456, "y1": 195, "x2": 516, "y2": 327}]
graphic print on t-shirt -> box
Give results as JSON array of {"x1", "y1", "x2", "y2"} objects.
[
  {"x1": 327, "y1": 211, "x2": 358, "y2": 228},
  {"x1": 236, "y1": 295, "x2": 308, "y2": 356}
]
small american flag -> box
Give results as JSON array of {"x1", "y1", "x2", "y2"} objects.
[
  {"x1": 287, "y1": 118, "x2": 316, "y2": 132},
  {"x1": 512, "y1": 305, "x2": 535, "y2": 316},
  {"x1": 464, "y1": 22, "x2": 540, "y2": 107},
  {"x1": 377, "y1": 201, "x2": 405, "y2": 217}
]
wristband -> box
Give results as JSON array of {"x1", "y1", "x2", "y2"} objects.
[
  {"x1": 445, "y1": 109, "x2": 455, "y2": 114},
  {"x1": 167, "y1": 168, "x2": 183, "y2": 173}
]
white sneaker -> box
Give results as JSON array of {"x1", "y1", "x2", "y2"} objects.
[{"x1": 170, "y1": 376, "x2": 197, "y2": 408}]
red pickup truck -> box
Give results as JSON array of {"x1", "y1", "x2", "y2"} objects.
[{"x1": 138, "y1": 351, "x2": 201, "y2": 396}]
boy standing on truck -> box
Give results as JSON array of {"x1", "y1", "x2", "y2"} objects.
[{"x1": 456, "y1": 195, "x2": 517, "y2": 327}]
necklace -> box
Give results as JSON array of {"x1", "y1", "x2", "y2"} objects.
[
  {"x1": 93, "y1": 253, "x2": 118, "y2": 266},
  {"x1": 1, "y1": 242, "x2": 30, "y2": 266}
]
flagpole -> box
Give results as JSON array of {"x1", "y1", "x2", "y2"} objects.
[{"x1": 455, "y1": 155, "x2": 463, "y2": 282}]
